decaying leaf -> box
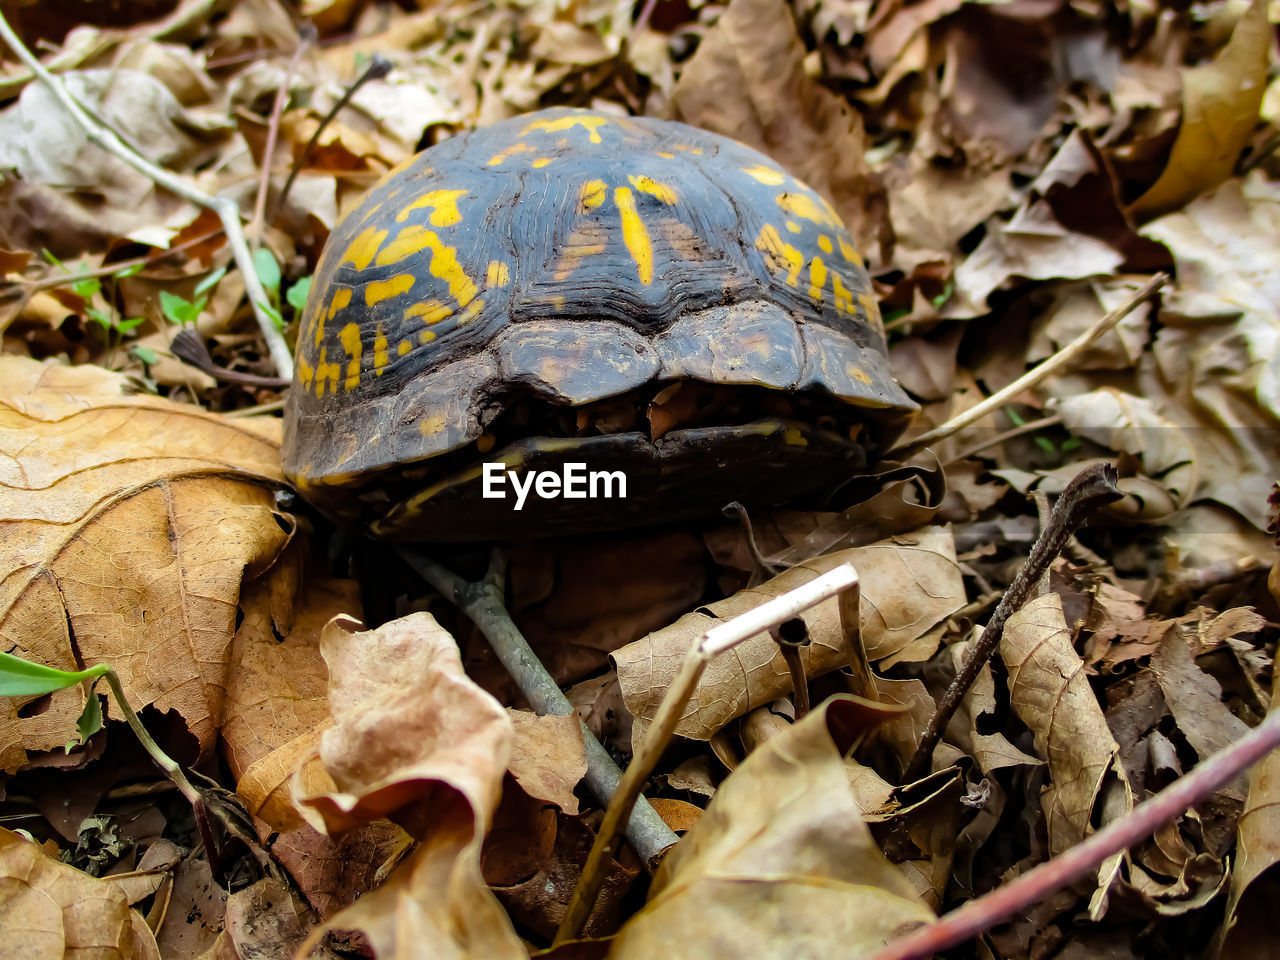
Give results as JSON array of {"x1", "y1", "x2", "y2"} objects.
[
  {"x1": 0, "y1": 356, "x2": 289, "y2": 768},
  {"x1": 609, "y1": 697, "x2": 934, "y2": 958},
  {"x1": 507, "y1": 710, "x2": 587, "y2": 815},
  {"x1": 613, "y1": 527, "x2": 965, "y2": 745}
]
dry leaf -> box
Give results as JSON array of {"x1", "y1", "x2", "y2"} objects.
[
  {"x1": 507, "y1": 710, "x2": 588, "y2": 815},
  {"x1": 614, "y1": 527, "x2": 965, "y2": 744},
  {"x1": 0, "y1": 826, "x2": 160, "y2": 959},
  {"x1": 609, "y1": 697, "x2": 934, "y2": 958},
  {"x1": 1130, "y1": 0, "x2": 1270, "y2": 219},
  {"x1": 0, "y1": 356, "x2": 288, "y2": 768}
]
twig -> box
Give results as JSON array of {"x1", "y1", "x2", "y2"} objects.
[
  {"x1": 771, "y1": 618, "x2": 811, "y2": 718},
  {"x1": 555, "y1": 564, "x2": 861, "y2": 945},
  {"x1": 903, "y1": 463, "x2": 1121, "y2": 782},
  {"x1": 943, "y1": 414, "x2": 1063, "y2": 465},
  {"x1": 0, "y1": 13, "x2": 294, "y2": 379},
  {"x1": 722, "y1": 501, "x2": 782, "y2": 579},
  {"x1": 169, "y1": 328, "x2": 290, "y2": 388},
  {"x1": 249, "y1": 27, "x2": 315, "y2": 246},
  {"x1": 873, "y1": 704, "x2": 1280, "y2": 960},
  {"x1": 395, "y1": 548, "x2": 679, "y2": 866},
  {"x1": 274, "y1": 54, "x2": 392, "y2": 219},
  {"x1": 887, "y1": 274, "x2": 1166, "y2": 461}
]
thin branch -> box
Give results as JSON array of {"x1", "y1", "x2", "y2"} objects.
[
  {"x1": 887, "y1": 274, "x2": 1166, "y2": 461},
  {"x1": 0, "y1": 13, "x2": 294, "y2": 379},
  {"x1": 249, "y1": 27, "x2": 315, "y2": 247},
  {"x1": 555, "y1": 564, "x2": 861, "y2": 945},
  {"x1": 395, "y1": 548, "x2": 679, "y2": 867},
  {"x1": 873, "y1": 704, "x2": 1280, "y2": 960},
  {"x1": 903, "y1": 463, "x2": 1121, "y2": 782}
]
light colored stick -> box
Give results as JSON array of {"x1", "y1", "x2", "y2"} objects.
[
  {"x1": 872, "y1": 704, "x2": 1280, "y2": 960},
  {"x1": 0, "y1": 13, "x2": 294, "y2": 379},
  {"x1": 887, "y1": 273, "x2": 1167, "y2": 461},
  {"x1": 555, "y1": 563, "x2": 862, "y2": 945}
]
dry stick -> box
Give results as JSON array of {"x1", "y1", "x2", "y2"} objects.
[
  {"x1": 248, "y1": 27, "x2": 315, "y2": 246},
  {"x1": 395, "y1": 549, "x2": 678, "y2": 867},
  {"x1": 555, "y1": 564, "x2": 861, "y2": 946},
  {"x1": 886, "y1": 274, "x2": 1167, "y2": 462},
  {"x1": 902, "y1": 463, "x2": 1121, "y2": 783},
  {"x1": 274, "y1": 54, "x2": 392, "y2": 219},
  {"x1": 874, "y1": 704, "x2": 1280, "y2": 960},
  {"x1": 0, "y1": 13, "x2": 294, "y2": 379},
  {"x1": 771, "y1": 619, "x2": 811, "y2": 718}
]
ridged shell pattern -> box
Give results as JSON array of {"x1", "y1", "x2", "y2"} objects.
[{"x1": 283, "y1": 107, "x2": 913, "y2": 489}]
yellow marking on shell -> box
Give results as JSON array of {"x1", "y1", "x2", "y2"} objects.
[
  {"x1": 476, "y1": 433, "x2": 496, "y2": 453},
  {"x1": 358, "y1": 202, "x2": 383, "y2": 224},
  {"x1": 488, "y1": 143, "x2": 534, "y2": 166},
  {"x1": 554, "y1": 239, "x2": 606, "y2": 281},
  {"x1": 314, "y1": 348, "x2": 340, "y2": 398},
  {"x1": 776, "y1": 191, "x2": 841, "y2": 229},
  {"x1": 340, "y1": 226, "x2": 388, "y2": 270},
  {"x1": 858, "y1": 293, "x2": 882, "y2": 328},
  {"x1": 420, "y1": 414, "x2": 447, "y2": 435},
  {"x1": 365, "y1": 274, "x2": 415, "y2": 307},
  {"x1": 613, "y1": 186, "x2": 653, "y2": 285},
  {"x1": 847, "y1": 363, "x2": 872, "y2": 385},
  {"x1": 628, "y1": 175, "x2": 678, "y2": 205},
  {"x1": 486, "y1": 261, "x2": 511, "y2": 287},
  {"x1": 420, "y1": 330, "x2": 437, "y2": 344},
  {"x1": 405, "y1": 300, "x2": 452, "y2": 325},
  {"x1": 532, "y1": 157, "x2": 553, "y2": 168},
  {"x1": 838, "y1": 236, "x2": 863, "y2": 267},
  {"x1": 808, "y1": 256, "x2": 828, "y2": 301},
  {"x1": 373, "y1": 324, "x2": 388, "y2": 377},
  {"x1": 579, "y1": 180, "x2": 607, "y2": 211},
  {"x1": 785, "y1": 220, "x2": 802, "y2": 234},
  {"x1": 656, "y1": 151, "x2": 675, "y2": 159},
  {"x1": 340, "y1": 323, "x2": 362, "y2": 391},
  {"x1": 420, "y1": 232, "x2": 478, "y2": 307},
  {"x1": 784, "y1": 426, "x2": 808, "y2": 446},
  {"x1": 521, "y1": 115, "x2": 608, "y2": 143},
  {"x1": 297, "y1": 351, "x2": 314, "y2": 390},
  {"x1": 376, "y1": 225, "x2": 434, "y2": 265},
  {"x1": 831, "y1": 273, "x2": 854, "y2": 315},
  {"x1": 315, "y1": 287, "x2": 353, "y2": 347},
  {"x1": 397, "y1": 340, "x2": 411, "y2": 356},
  {"x1": 817, "y1": 234, "x2": 833, "y2": 254},
  {"x1": 742, "y1": 164, "x2": 787, "y2": 186},
  {"x1": 395, "y1": 189, "x2": 468, "y2": 227},
  {"x1": 457, "y1": 299, "x2": 485, "y2": 325},
  {"x1": 755, "y1": 224, "x2": 803, "y2": 287}
]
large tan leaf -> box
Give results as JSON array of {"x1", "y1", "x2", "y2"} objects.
[
  {"x1": 295, "y1": 613, "x2": 525, "y2": 959},
  {"x1": 1129, "y1": 0, "x2": 1270, "y2": 220},
  {"x1": 0, "y1": 357, "x2": 289, "y2": 769},
  {"x1": 668, "y1": 0, "x2": 879, "y2": 249},
  {"x1": 608, "y1": 697, "x2": 934, "y2": 959},
  {"x1": 1001, "y1": 594, "x2": 1133, "y2": 904},
  {"x1": 0, "y1": 826, "x2": 160, "y2": 959},
  {"x1": 613, "y1": 527, "x2": 965, "y2": 744}
]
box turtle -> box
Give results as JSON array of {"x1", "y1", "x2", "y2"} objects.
[{"x1": 282, "y1": 107, "x2": 917, "y2": 540}]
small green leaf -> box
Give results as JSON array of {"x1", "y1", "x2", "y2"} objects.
[
  {"x1": 259, "y1": 300, "x2": 285, "y2": 330},
  {"x1": 188, "y1": 295, "x2": 208, "y2": 323},
  {"x1": 194, "y1": 266, "x2": 227, "y2": 296},
  {"x1": 286, "y1": 275, "x2": 312, "y2": 312},
  {"x1": 72, "y1": 276, "x2": 102, "y2": 300},
  {"x1": 931, "y1": 283, "x2": 954, "y2": 308},
  {"x1": 159, "y1": 290, "x2": 190, "y2": 325},
  {"x1": 130, "y1": 345, "x2": 159, "y2": 366},
  {"x1": 1004, "y1": 407, "x2": 1027, "y2": 427},
  {"x1": 75, "y1": 688, "x2": 104, "y2": 746},
  {"x1": 41, "y1": 248, "x2": 63, "y2": 268},
  {"x1": 0, "y1": 651, "x2": 107, "y2": 697},
  {"x1": 1034, "y1": 436, "x2": 1057, "y2": 455},
  {"x1": 85, "y1": 307, "x2": 113, "y2": 329},
  {"x1": 253, "y1": 248, "x2": 281, "y2": 295},
  {"x1": 1061, "y1": 436, "x2": 1082, "y2": 452},
  {"x1": 113, "y1": 263, "x2": 145, "y2": 279},
  {"x1": 116, "y1": 316, "x2": 147, "y2": 333}
]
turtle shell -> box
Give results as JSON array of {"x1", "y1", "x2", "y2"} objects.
[{"x1": 282, "y1": 107, "x2": 917, "y2": 540}]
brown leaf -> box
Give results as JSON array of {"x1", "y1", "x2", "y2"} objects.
[
  {"x1": 296, "y1": 613, "x2": 524, "y2": 957},
  {"x1": 613, "y1": 528, "x2": 965, "y2": 744},
  {"x1": 1001, "y1": 594, "x2": 1133, "y2": 902},
  {"x1": 609, "y1": 697, "x2": 934, "y2": 958},
  {"x1": 0, "y1": 826, "x2": 160, "y2": 959},
  {"x1": 1130, "y1": 0, "x2": 1270, "y2": 219},
  {"x1": 0, "y1": 357, "x2": 288, "y2": 768},
  {"x1": 507, "y1": 709, "x2": 587, "y2": 815},
  {"x1": 669, "y1": 0, "x2": 881, "y2": 249}
]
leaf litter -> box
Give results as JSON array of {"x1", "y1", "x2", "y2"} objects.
[{"x1": 0, "y1": 0, "x2": 1276, "y2": 958}]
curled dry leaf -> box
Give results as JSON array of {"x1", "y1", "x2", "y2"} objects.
[
  {"x1": 295, "y1": 613, "x2": 525, "y2": 959},
  {"x1": 1001, "y1": 593, "x2": 1133, "y2": 903},
  {"x1": 614, "y1": 526, "x2": 965, "y2": 745},
  {"x1": 0, "y1": 826, "x2": 160, "y2": 959},
  {"x1": 507, "y1": 709, "x2": 587, "y2": 815},
  {"x1": 609, "y1": 697, "x2": 934, "y2": 959},
  {"x1": 0, "y1": 356, "x2": 289, "y2": 769}
]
